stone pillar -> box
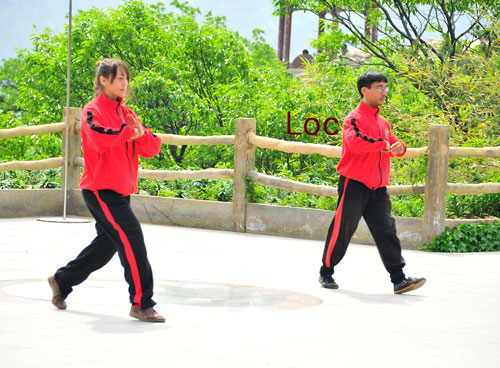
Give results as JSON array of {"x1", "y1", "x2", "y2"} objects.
[
  {"x1": 283, "y1": 6, "x2": 293, "y2": 66},
  {"x1": 233, "y1": 118, "x2": 256, "y2": 232},
  {"x1": 62, "y1": 107, "x2": 82, "y2": 215},
  {"x1": 423, "y1": 124, "x2": 450, "y2": 244},
  {"x1": 278, "y1": 14, "x2": 285, "y2": 61}
]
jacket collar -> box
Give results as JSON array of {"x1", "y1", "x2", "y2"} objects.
[
  {"x1": 359, "y1": 100, "x2": 380, "y2": 117},
  {"x1": 97, "y1": 92, "x2": 123, "y2": 109}
]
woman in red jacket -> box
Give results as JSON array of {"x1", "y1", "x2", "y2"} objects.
[
  {"x1": 318, "y1": 71, "x2": 426, "y2": 294},
  {"x1": 48, "y1": 58, "x2": 165, "y2": 322}
]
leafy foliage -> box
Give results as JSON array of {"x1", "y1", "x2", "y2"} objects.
[
  {"x1": 447, "y1": 193, "x2": 500, "y2": 219},
  {"x1": 395, "y1": 35, "x2": 500, "y2": 137},
  {"x1": 423, "y1": 222, "x2": 500, "y2": 252},
  {"x1": 274, "y1": 0, "x2": 500, "y2": 129},
  {"x1": 0, "y1": 55, "x2": 23, "y2": 113},
  {"x1": 138, "y1": 177, "x2": 234, "y2": 202},
  {"x1": 0, "y1": 112, "x2": 62, "y2": 162},
  {"x1": 0, "y1": 169, "x2": 60, "y2": 189}
]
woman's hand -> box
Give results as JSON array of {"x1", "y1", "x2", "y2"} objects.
[{"x1": 127, "y1": 113, "x2": 144, "y2": 140}]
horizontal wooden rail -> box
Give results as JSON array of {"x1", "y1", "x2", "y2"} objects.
[
  {"x1": 449, "y1": 147, "x2": 500, "y2": 158},
  {"x1": 156, "y1": 133, "x2": 235, "y2": 146},
  {"x1": 248, "y1": 132, "x2": 342, "y2": 158},
  {"x1": 0, "y1": 157, "x2": 63, "y2": 171},
  {"x1": 73, "y1": 157, "x2": 233, "y2": 181},
  {"x1": 447, "y1": 182, "x2": 500, "y2": 195},
  {"x1": 248, "y1": 170, "x2": 426, "y2": 197},
  {"x1": 248, "y1": 132, "x2": 427, "y2": 159},
  {"x1": 139, "y1": 168, "x2": 234, "y2": 180},
  {"x1": 388, "y1": 185, "x2": 425, "y2": 195},
  {"x1": 248, "y1": 171, "x2": 338, "y2": 196},
  {"x1": 0, "y1": 122, "x2": 65, "y2": 139},
  {"x1": 0, "y1": 123, "x2": 235, "y2": 147},
  {"x1": 399, "y1": 147, "x2": 428, "y2": 159}
]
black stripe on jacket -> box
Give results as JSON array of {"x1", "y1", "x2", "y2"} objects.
[
  {"x1": 86, "y1": 111, "x2": 128, "y2": 135},
  {"x1": 351, "y1": 118, "x2": 384, "y2": 144}
]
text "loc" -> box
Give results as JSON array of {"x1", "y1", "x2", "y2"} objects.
[{"x1": 287, "y1": 111, "x2": 339, "y2": 136}]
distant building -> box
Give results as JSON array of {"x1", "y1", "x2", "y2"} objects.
[{"x1": 290, "y1": 49, "x2": 314, "y2": 69}]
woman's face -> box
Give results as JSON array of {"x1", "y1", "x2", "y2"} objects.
[{"x1": 100, "y1": 67, "x2": 129, "y2": 100}]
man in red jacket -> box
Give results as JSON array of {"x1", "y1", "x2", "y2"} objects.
[{"x1": 319, "y1": 71, "x2": 426, "y2": 294}]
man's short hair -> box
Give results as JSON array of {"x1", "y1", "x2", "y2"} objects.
[{"x1": 357, "y1": 70, "x2": 388, "y2": 98}]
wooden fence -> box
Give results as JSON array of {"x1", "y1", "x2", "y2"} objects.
[{"x1": 1, "y1": 107, "x2": 500, "y2": 245}]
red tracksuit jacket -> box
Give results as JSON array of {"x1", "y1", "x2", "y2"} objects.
[
  {"x1": 79, "y1": 92, "x2": 162, "y2": 196},
  {"x1": 336, "y1": 101, "x2": 406, "y2": 190}
]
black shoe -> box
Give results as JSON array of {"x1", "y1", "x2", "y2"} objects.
[
  {"x1": 319, "y1": 275, "x2": 339, "y2": 289},
  {"x1": 394, "y1": 277, "x2": 426, "y2": 294}
]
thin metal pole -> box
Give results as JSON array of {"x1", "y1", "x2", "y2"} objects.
[{"x1": 63, "y1": 0, "x2": 72, "y2": 220}]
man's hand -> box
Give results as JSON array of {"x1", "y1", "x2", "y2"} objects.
[
  {"x1": 390, "y1": 141, "x2": 405, "y2": 155},
  {"x1": 127, "y1": 113, "x2": 144, "y2": 140}
]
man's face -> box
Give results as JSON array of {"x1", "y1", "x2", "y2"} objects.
[{"x1": 361, "y1": 81, "x2": 388, "y2": 108}]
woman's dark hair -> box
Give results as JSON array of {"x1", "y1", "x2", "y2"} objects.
[
  {"x1": 94, "y1": 58, "x2": 130, "y2": 96},
  {"x1": 357, "y1": 70, "x2": 388, "y2": 98}
]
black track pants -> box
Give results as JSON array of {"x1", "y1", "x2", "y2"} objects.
[
  {"x1": 55, "y1": 189, "x2": 156, "y2": 309},
  {"x1": 320, "y1": 176, "x2": 406, "y2": 284}
]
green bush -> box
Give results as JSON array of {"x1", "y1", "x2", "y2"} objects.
[
  {"x1": 447, "y1": 193, "x2": 500, "y2": 218},
  {"x1": 0, "y1": 169, "x2": 60, "y2": 189},
  {"x1": 138, "y1": 178, "x2": 234, "y2": 202},
  {"x1": 422, "y1": 222, "x2": 500, "y2": 252},
  {"x1": 390, "y1": 192, "x2": 500, "y2": 219}
]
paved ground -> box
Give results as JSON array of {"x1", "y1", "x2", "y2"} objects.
[{"x1": 1, "y1": 217, "x2": 499, "y2": 368}]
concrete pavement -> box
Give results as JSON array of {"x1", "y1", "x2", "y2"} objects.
[{"x1": 1, "y1": 217, "x2": 499, "y2": 368}]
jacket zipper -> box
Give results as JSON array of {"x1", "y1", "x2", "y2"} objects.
[
  {"x1": 376, "y1": 113, "x2": 383, "y2": 188},
  {"x1": 116, "y1": 103, "x2": 133, "y2": 174}
]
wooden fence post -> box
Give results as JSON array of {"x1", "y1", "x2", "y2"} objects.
[
  {"x1": 423, "y1": 124, "x2": 450, "y2": 244},
  {"x1": 62, "y1": 107, "x2": 82, "y2": 214},
  {"x1": 233, "y1": 118, "x2": 256, "y2": 232}
]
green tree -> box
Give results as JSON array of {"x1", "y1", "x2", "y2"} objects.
[
  {"x1": 15, "y1": 0, "x2": 253, "y2": 166},
  {"x1": 273, "y1": 0, "x2": 500, "y2": 129},
  {"x1": 0, "y1": 55, "x2": 24, "y2": 113}
]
